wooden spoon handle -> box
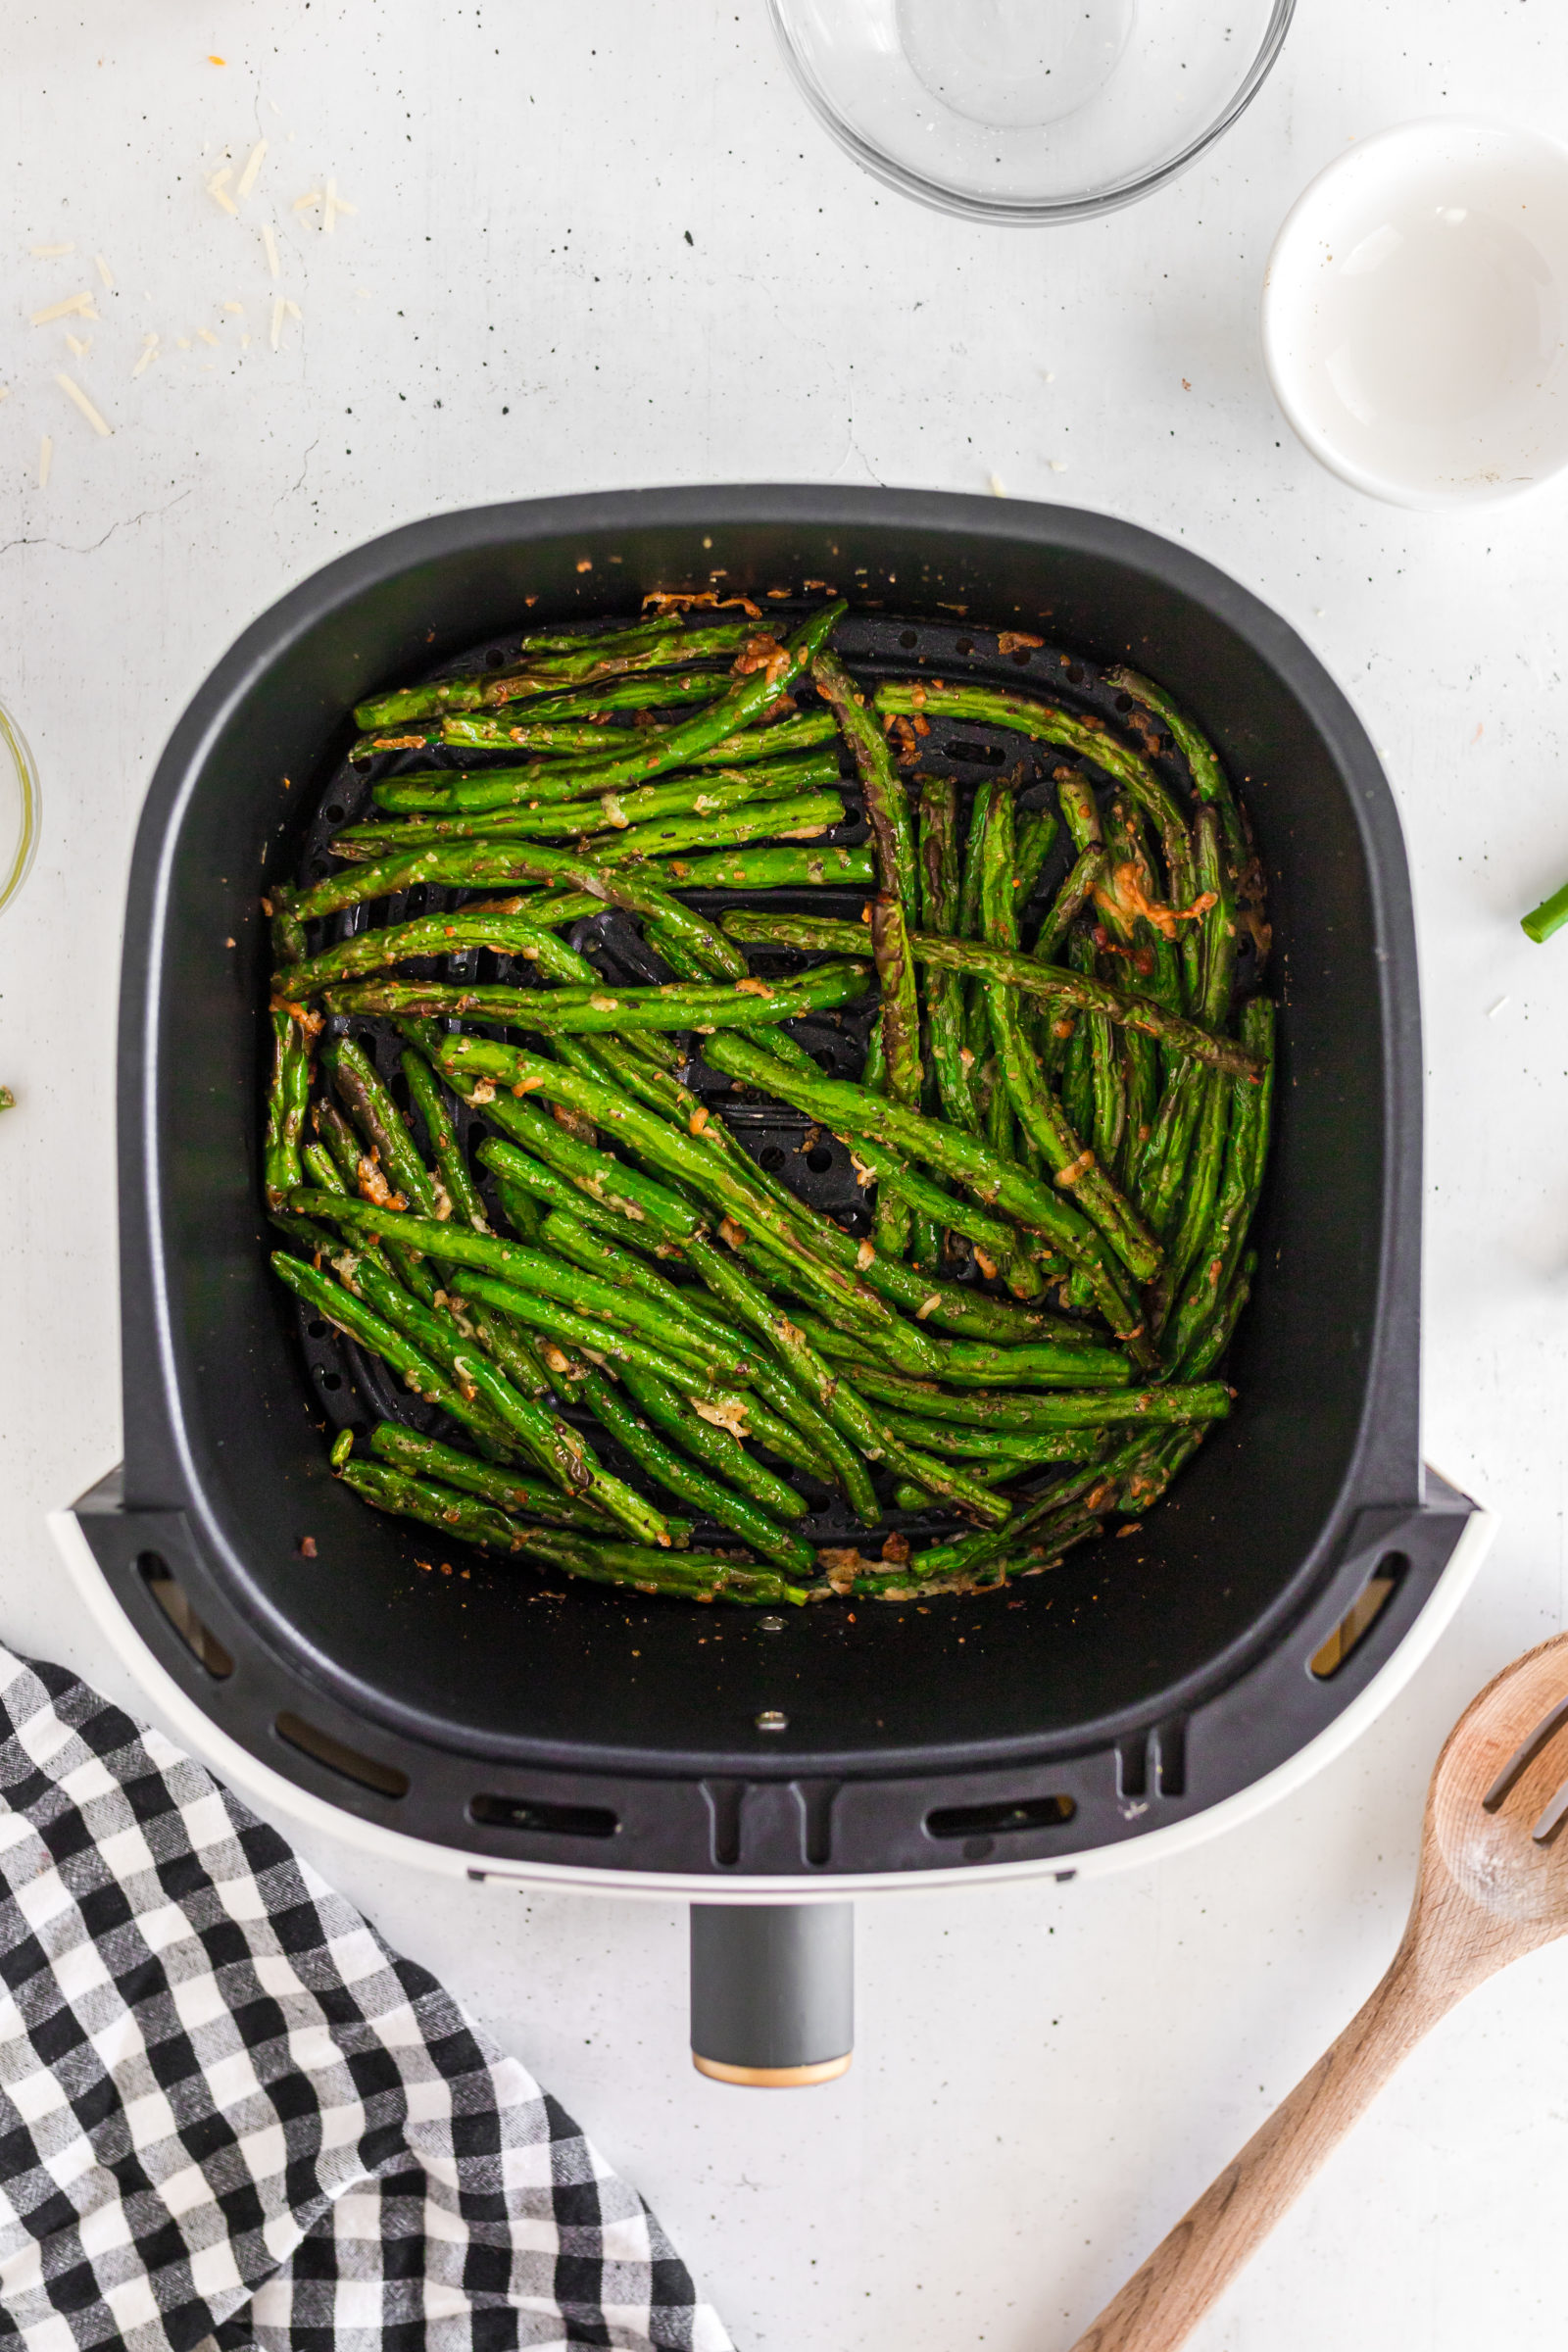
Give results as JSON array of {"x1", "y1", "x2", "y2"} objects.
[{"x1": 1065, "y1": 1938, "x2": 1457, "y2": 2352}]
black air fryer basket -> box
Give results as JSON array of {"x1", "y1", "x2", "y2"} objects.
[{"x1": 76, "y1": 487, "x2": 1474, "y2": 1883}]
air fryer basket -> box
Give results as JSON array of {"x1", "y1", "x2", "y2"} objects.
[{"x1": 78, "y1": 487, "x2": 1473, "y2": 1880}]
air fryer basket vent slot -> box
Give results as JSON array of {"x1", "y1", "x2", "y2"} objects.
[
  {"x1": 1309, "y1": 1552, "x2": 1407, "y2": 1680},
  {"x1": 926, "y1": 1794, "x2": 1076, "y2": 1839},
  {"x1": 273, "y1": 1712, "x2": 410, "y2": 1799},
  {"x1": 138, "y1": 1553, "x2": 234, "y2": 1680},
  {"x1": 468, "y1": 1793, "x2": 617, "y2": 1839}
]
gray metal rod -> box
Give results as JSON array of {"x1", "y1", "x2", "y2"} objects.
[{"x1": 689, "y1": 1902, "x2": 854, "y2": 2085}]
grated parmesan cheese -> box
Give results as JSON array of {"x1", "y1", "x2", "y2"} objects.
[
  {"x1": 37, "y1": 437, "x2": 52, "y2": 488},
  {"x1": 64, "y1": 332, "x2": 92, "y2": 358},
  {"x1": 235, "y1": 139, "x2": 268, "y2": 200},
  {"x1": 56, "y1": 372, "x2": 111, "y2": 436},
  {"x1": 223, "y1": 300, "x2": 244, "y2": 315},
  {"x1": 262, "y1": 223, "x2": 280, "y2": 278},
  {"x1": 322, "y1": 178, "x2": 358, "y2": 233},
  {"x1": 206, "y1": 168, "x2": 239, "y2": 218},
  {"x1": 94, "y1": 252, "x2": 114, "y2": 287},
  {"x1": 131, "y1": 334, "x2": 159, "y2": 379},
  {"x1": 31, "y1": 290, "x2": 97, "y2": 326},
  {"x1": 0, "y1": 387, "x2": 9, "y2": 403},
  {"x1": 292, "y1": 189, "x2": 321, "y2": 214},
  {"x1": 31, "y1": 242, "x2": 74, "y2": 258},
  {"x1": 196, "y1": 327, "x2": 219, "y2": 346},
  {"x1": 988, "y1": 472, "x2": 1006, "y2": 497},
  {"x1": 175, "y1": 335, "x2": 191, "y2": 350},
  {"x1": 283, "y1": 299, "x2": 302, "y2": 320}
]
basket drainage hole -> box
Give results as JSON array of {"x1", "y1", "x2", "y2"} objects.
[
  {"x1": 318, "y1": 1369, "x2": 343, "y2": 1392},
  {"x1": 898, "y1": 628, "x2": 918, "y2": 649},
  {"x1": 945, "y1": 738, "x2": 1007, "y2": 766},
  {"x1": 138, "y1": 1553, "x2": 234, "y2": 1680},
  {"x1": 1310, "y1": 1552, "x2": 1407, "y2": 1680},
  {"x1": 758, "y1": 1146, "x2": 788, "y2": 1172},
  {"x1": 469, "y1": 1792, "x2": 618, "y2": 1839},
  {"x1": 926, "y1": 1794, "x2": 1075, "y2": 1840},
  {"x1": 805, "y1": 1146, "x2": 834, "y2": 1172},
  {"x1": 323, "y1": 804, "x2": 345, "y2": 823},
  {"x1": 274, "y1": 1711, "x2": 410, "y2": 1798}
]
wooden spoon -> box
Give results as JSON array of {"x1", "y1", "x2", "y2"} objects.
[{"x1": 1068, "y1": 1630, "x2": 1568, "y2": 2352}]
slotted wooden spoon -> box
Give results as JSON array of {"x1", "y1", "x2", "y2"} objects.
[{"x1": 1068, "y1": 1630, "x2": 1568, "y2": 2352}]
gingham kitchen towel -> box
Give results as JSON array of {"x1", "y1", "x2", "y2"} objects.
[{"x1": 0, "y1": 1647, "x2": 732, "y2": 2352}]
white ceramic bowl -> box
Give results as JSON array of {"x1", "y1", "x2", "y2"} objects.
[{"x1": 1263, "y1": 119, "x2": 1568, "y2": 508}]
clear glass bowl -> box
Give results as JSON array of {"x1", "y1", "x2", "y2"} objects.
[
  {"x1": 0, "y1": 699, "x2": 41, "y2": 917},
  {"x1": 767, "y1": 0, "x2": 1297, "y2": 223}
]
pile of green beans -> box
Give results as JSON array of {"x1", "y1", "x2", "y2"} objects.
[{"x1": 263, "y1": 600, "x2": 1273, "y2": 1605}]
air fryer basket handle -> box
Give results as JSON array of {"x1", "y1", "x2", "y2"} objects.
[{"x1": 689, "y1": 1903, "x2": 854, "y2": 2085}]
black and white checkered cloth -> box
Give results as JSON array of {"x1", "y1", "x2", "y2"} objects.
[{"x1": 0, "y1": 1647, "x2": 732, "y2": 2352}]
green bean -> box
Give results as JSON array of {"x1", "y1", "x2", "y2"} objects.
[
  {"x1": 718, "y1": 911, "x2": 1261, "y2": 1077},
  {"x1": 320, "y1": 1232, "x2": 667, "y2": 1524},
  {"x1": 279, "y1": 840, "x2": 745, "y2": 984},
  {"x1": 322, "y1": 958, "x2": 870, "y2": 1035},
  {"x1": 1173, "y1": 1250, "x2": 1255, "y2": 1382},
  {"x1": 341, "y1": 1459, "x2": 808, "y2": 1604},
  {"x1": 426, "y1": 1028, "x2": 947, "y2": 1368},
  {"x1": 424, "y1": 604, "x2": 845, "y2": 804},
  {"x1": 788, "y1": 1311, "x2": 1129, "y2": 1392},
  {"x1": 1163, "y1": 1067, "x2": 1231, "y2": 1298},
  {"x1": 821, "y1": 1358, "x2": 1229, "y2": 1429},
  {"x1": 615, "y1": 1357, "x2": 808, "y2": 1526},
  {"x1": 1136, "y1": 1058, "x2": 1205, "y2": 1239},
  {"x1": 876, "y1": 682, "x2": 1189, "y2": 837},
  {"x1": 274, "y1": 907, "x2": 597, "y2": 999},
  {"x1": 679, "y1": 1236, "x2": 1011, "y2": 1524},
  {"x1": 700, "y1": 1030, "x2": 1150, "y2": 1350},
  {"x1": 1033, "y1": 847, "x2": 1105, "y2": 964},
  {"x1": 571, "y1": 1364, "x2": 813, "y2": 1573},
  {"x1": 1194, "y1": 805, "x2": 1236, "y2": 1030},
  {"x1": 811, "y1": 650, "x2": 918, "y2": 907},
  {"x1": 1165, "y1": 999, "x2": 1273, "y2": 1368},
  {"x1": 369, "y1": 712, "x2": 840, "y2": 807},
  {"x1": 286, "y1": 1189, "x2": 749, "y2": 1376},
  {"x1": 264, "y1": 1006, "x2": 310, "y2": 1205},
  {"x1": 271, "y1": 1251, "x2": 532, "y2": 1464},
  {"x1": 339, "y1": 754, "x2": 843, "y2": 854},
  {"x1": 360, "y1": 665, "x2": 731, "y2": 749},
  {"x1": 918, "y1": 777, "x2": 978, "y2": 1135},
  {"x1": 367, "y1": 1424, "x2": 616, "y2": 1532},
  {"x1": 1014, "y1": 805, "x2": 1059, "y2": 904},
  {"x1": 874, "y1": 1412, "x2": 1106, "y2": 1462},
  {"x1": 976, "y1": 782, "x2": 1160, "y2": 1281}
]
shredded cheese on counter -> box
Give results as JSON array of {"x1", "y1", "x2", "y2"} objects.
[
  {"x1": 235, "y1": 140, "x2": 268, "y2": 200},
  {"x1": 56, "y1": 372, "x2": 112, "y2": 436}
]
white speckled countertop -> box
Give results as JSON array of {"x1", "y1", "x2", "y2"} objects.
[{"x1": 3, "y1": 6, "x2": 1567, "y2": 2345}]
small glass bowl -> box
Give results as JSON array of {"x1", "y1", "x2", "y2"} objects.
[
  {"x1": 767, "y1": 0, "x2": 1296, "y2": 224},
  {"x1": 0, "y1": 699, "x2": 41, "y2": 917}
]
